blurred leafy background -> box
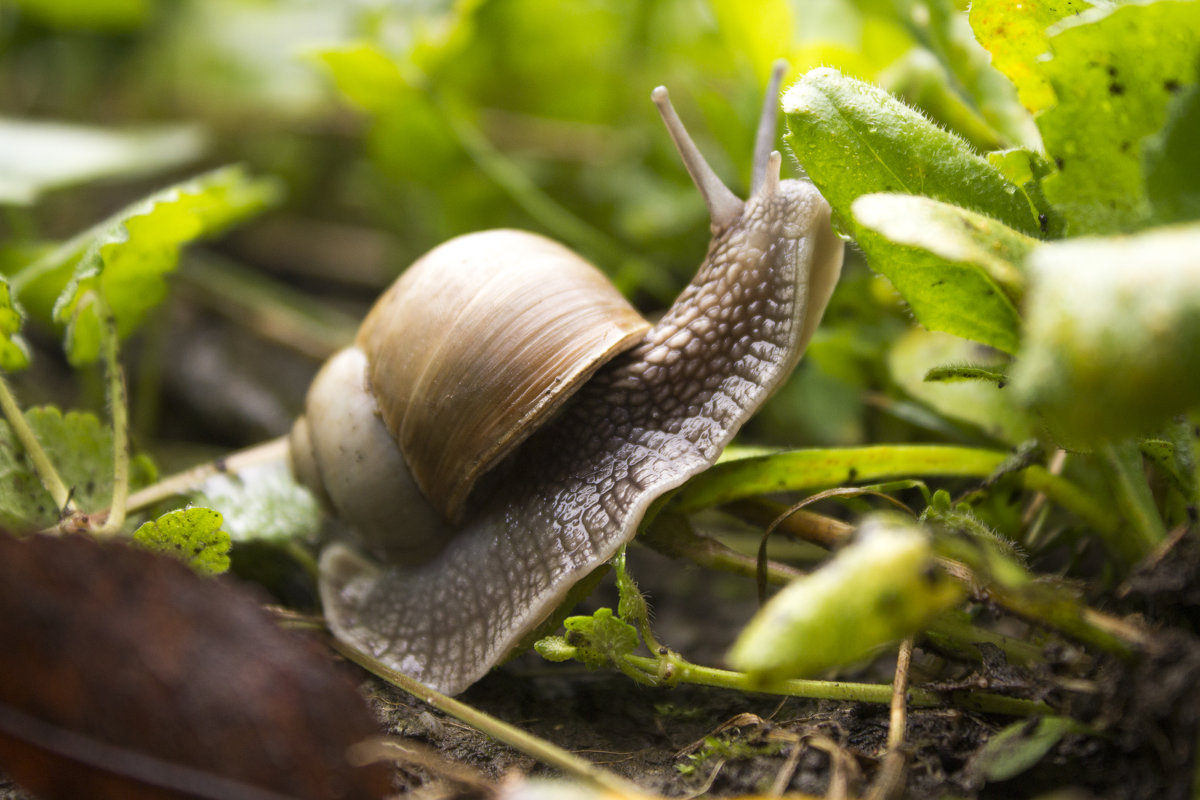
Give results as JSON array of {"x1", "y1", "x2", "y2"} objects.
[{"x1": 0, "y1": 0, "x2": 1015, "y2": 458}]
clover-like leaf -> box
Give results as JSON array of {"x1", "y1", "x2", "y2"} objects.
[
  {"x1": 0, "y1": 407, "x2": 155, "y2": 532},
  {"x1": 133, "y1": 507, "x2": 232, "y2": 576},
  {"x1": 540, "y1": 608, "x2": 640, "y2": 672},
  {"x1": 1035, "y1": 1, "x2": 1200, "y2": 234},
  {"x1": 29, "y1": 166, "x2": 280, "y2": 365},
  {"x1": 727, "y1": 515, "x2": 964, "y2": 681},
  {"x1": 852, "y1": 193, "x2": 1037, "y2": 352},
  {"x1": 311, "y1": 42, "x2": 412, "y2": 115}
]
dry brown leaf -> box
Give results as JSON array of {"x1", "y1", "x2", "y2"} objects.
[{"x1": 0, "y1": 532, "x2": 390, "y2": 799}]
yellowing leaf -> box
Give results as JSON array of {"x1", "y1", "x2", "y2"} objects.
[
  {"x1": 1036, "y1": 1, "x2": 1200, "y2": 234},
  {"x1": 969, "y1": 0, "x2": 1095, "y2": 113}
]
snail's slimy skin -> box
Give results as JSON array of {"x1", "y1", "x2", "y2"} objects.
[{"x1": 320, "y1": 177, "x2": 844, "y2": 694}]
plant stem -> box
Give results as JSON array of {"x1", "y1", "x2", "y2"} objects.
[
  {"x1": 123, "y1": 436, "x2": 291, "y2": 515},
  {"x1": 0, "y1": 375, "x2": 72, "y2": 515},
  {"x1": 98, "y1": 311, "x2": 130, "y2": 536},
  {"x1": 619, "y1": 653, "x2": 1049, "y2": 717},
  {"x1": 329, "y1": 639, "x2": 648, "y2": 797}
]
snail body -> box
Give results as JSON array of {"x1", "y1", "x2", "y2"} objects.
[{"x1": 293, "y1": 68, "x2": 845, "y2": 695}]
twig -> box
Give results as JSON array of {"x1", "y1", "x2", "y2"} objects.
[
  {"x1": 726, "y1": 497, "x2": 853, "y2": 549},
  {"x1": 768, "y1": 738, "x2": 804, "y2": 796},
  {"x1": 887, "y1": 638, "x2": 913, "y2": 753},
  {"x1": 346, "y1": 737, "x2": 494, "y2": 793},
  {"x1": 866, "y1": 638, "x2": 912, "y2": 800},
  {"x1": 329, "y1": 638, "x2": 649, "y2": 797},
  {"x1": 1022, "y1": 449, "x2": 1067, "y2": 531}
]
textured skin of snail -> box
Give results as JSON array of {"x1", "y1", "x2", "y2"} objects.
[{"x1": 321, "y1": 176, "x2": 843, "y2": 695}]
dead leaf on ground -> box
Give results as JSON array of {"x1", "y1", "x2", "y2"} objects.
[{"x1": 0, "y1": 532, "x2": 389, "y2": 799}]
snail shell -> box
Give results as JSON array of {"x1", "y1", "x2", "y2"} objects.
[
  {"x1": 293, "y1": 67, "x2": 845, "y2": 695},
  {"x1": 289, "y1": 229, "x2": 649, "y2": 559}
]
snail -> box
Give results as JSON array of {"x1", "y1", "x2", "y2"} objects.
[{"x1": 290, "y1": 65, "x2": 845, "y2": 695}]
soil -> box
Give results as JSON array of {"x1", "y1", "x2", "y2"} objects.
[
  {"x1": 350, "y1": 543, "x2": 1200, "y2": 800},
  {"x1": 1, "y1": 537, "x2": 1196, "y2": 799}
]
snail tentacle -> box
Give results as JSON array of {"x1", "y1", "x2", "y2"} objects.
[
  {"x1": 322, "y1": 178, "x2": 844, "y2": 695},
  {"x1": 313, "y1": 72, "x2": 845, "y2": 695},
  {"x1": 651, "y1": 86, "x2": 744, "y2": 232},
  {"x1": 750, "y1": 60, "x2": 788, "y2": 196}
]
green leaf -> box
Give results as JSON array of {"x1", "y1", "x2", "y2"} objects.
[
  {"x1": 0, "y1": 277, "x2": 30, "y2": 372},
  {"x1": 987, "y1": 148, "x2": 1065, "y2": 238},
  {"x1": 1143, "y1": 79, "x2": 1200, "y2": 225},
  {"x1": 671, "y1": 444, "x2": 1117, "y2": 538},
  {"x1": 851, "y1": 193, "x2": 1037, "y2": 352},
  {"x1": 1140, "y1": 439, "x2": 1190, "y2": 497},
  {"x1": 536, "y1": 608, "x2": 640, "y2": 671},
  {"x1": 27, "y1": 166, "x2": 280, "y2": 366},
  {"x1": 970, "y1": 716, "x2": 1081, "y2": 783},
  {"x1": 783, "y1": 68, "x2": 1041, "y2": 238},
  {"x1": 889, "y1": 330, "x2": 1032, "y2": 444},
  {"x1": 1010, "y1": 224, "x2": 1200, "y2": 443},
  {"x1": 191, "y1": 460, "x2": 323, "y2": 544},
  {"x1": 969, "y1": 0, "x2": 1096, "y2": 113},
  {"x1": 10, "y1": 0, "x2": 149, "y2": 31},
  {"x1": 133, "y1": 507, "x2": 232, "y2": 576},
  {"x1": 0, "y1": 407, "x2": 155, "y2": 532},
  {"x1": 1036, "y1": 1, "x2": 1200, "y2": 234},
  {"x1": 310, "y1": 42, "x2": 412, "y2": 115},
  {"x1": 0, "y1": 119, "x2": 206, "y2": 206},
  {"x1": 727, "y1": 515, "x2": 964, "y2": 681}
]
